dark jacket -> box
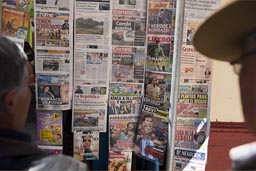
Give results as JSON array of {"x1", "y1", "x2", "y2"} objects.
[{"x1": 0, "y1": 129, "x2": 48, "y2": 170}]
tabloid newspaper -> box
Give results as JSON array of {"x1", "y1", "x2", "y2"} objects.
[
  {"x1": 36, "y1": 74, "x2": 71, "y2": 110},
  {"x1": 112, "y1": 46, "x2": 146, "y2": 83},
  {"x1": 143, "y1": 71, "x2": 171, "y2": 110},
  {"x1": 177, "y1": 85, "x2": 209, "y2": 118},
  {"x1": 35, "y1": 11, "x2": 70, "y2": 48},
  {"x1": 112, "y1": 9, "x2": 146, "y2": 46},
  {"x1": 174, "y1": 118, "x2": 209, "y2": 171},
  {"x1": 109, "y1": 115, "x2": 138, "y2": 151},
  {"x1": 147, "y1": 0, "x2": 176, "y2": 35},
  {"x1": 108, "y1": 83, "x2": 143, "y2": 115},
  {"x1": 146, "y1": 35, "x2": 173, "y2": 72},
  {"x1": 134, "y1": 109, "x2": 168, "y2": 165},
  {"x1": 36, "y1": 110, "x2": 63, "y2": 145},
  {"x1": 73, "y1": 130, "x2": 99, "y2": 161},
  {"x1": 108, "y1": 151, "x2": 132, "y2": 171}
]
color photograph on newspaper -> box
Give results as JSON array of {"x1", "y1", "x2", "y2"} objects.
[
  {"x1": 108, "y1": 83, "x2": 143, "y2": 115},
  {"x1": 177, "y1": 85, "x2": 209, "y2": 118},
  {"x1": 36, "y1": 11, "x2": 70, "y2": 47},
  {"x1": 109, "y1": 115, "x2": 138, "y2": 151},
  {"x1": 147, "y1": 0, "x2": 175, "y2": 35},
  {"x1": 144, "y1": 71, "x2": 171, "y2": 110},
  {"x1": 37, "y1": 74, "x2": 70, "y2": 109},
  {"x1": 112, "y1": 46, "x2": 146, "y2": 83},
  {"x1": 146, "y1": 36, "x2": 173, "y2": 72},
  {"x1": 73, "y1": 109, "x2": 105, "y2": 131}
]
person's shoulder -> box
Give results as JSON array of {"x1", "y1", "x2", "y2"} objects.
[{"x1": 29, "y1": 154, "x2": 88, "y2": 171}]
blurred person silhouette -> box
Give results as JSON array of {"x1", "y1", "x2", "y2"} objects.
[
  {"x1": 193, "y1": 1, "x2": 256, "y2": 170},
  {"x1": 0, "y1": 34, "x2": 87, "y2": 170}
]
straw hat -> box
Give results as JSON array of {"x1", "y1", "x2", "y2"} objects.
[{"x1": 193, "y1": 1, "x2": 256, "y2": 62}]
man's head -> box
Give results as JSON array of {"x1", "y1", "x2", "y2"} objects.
[
  {"x1": 142, "y1": 114, "x2": 153, "y2": 134},
  {"x1": 193, "y1": 1, "x2": 256, "y2": 135},
  {"x1": 82, "y1": 135, "x2": 92, "y2": 150},
  {"x1": 156, "y1": 40, "x2": 161, "y2": 48},
  {"x1": 152, "y1": 77, "x2": 158, "y2": 86},
  {"x1": 0, "y1": 34, "x2": 31, "y2": 129}
]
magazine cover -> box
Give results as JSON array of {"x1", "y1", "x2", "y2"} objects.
[
  {"x1": 37, "y1": 145, "x2": 63, "y2": 154},
  {"x1": 109, "y1": 115, "x2": 138, "y2": 151},
  {"x1": 73, "y1": 131, "x2": 99, "y2": 161},
  {"x1": 134, "y1": 110, "x2": 168, "y2": 165},
  {"x1": 1, "y1": 5, "x2": 30, "y2": 39},
  {"x1": 36, "y1": 110, "x2": 63, "y2": 145},
  {"x1": 108, "y1": 151, "x2": 132, "y2": 171}
]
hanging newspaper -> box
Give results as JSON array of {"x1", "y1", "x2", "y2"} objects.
[
  {"x1": 174, "y1": 118, "x2": 209, "y2": 171},
  {"x1": 177, "y1": 85, "x2": 209, "y2": 118},
  {"x1": 75, "y1": 12, "x2": 110, "y2": 49},
  {"x1": 35, "y1": 11, "x2": 70, "y2": 48},
  {"x1": 147, "y1": 0, "x2": 175, "y2": 35},
  {"x1": 74, "y1": 50, "x2": 109, "y2": 85},
  {"x1": 1, "y1": 5, "x2": 30, "y2": 39},
  {"x1": 73, "y1": 85, "x2": 107, "y2": 108},
  {"x1": 112, "y1": 9, "x2": 146, "y2": 46},
  {"x1": 73, "y1": 130, "x2": 99, "y2": 161},
  {"x1": 35, "y1": 0, "x2": 70, "y2": 11},
  {"x1": 36, "y1": 110, "x2": 63, "y2": 145},
  {"x1": 143, "y1": 71, "x2": 171, "y2": 110},
  {"x1": 36, "y1": 49, "x2": 71, "y2": 74},
  {"x1": 108, "y1": 151, "x2": 133, "y2": 171},
  {"x1": 146, "y1": 35, "x2": 173, "y2": 72},
  {"x1": 75, "y1": 0, "x2": 110, "y2": 13},
  {"x1": 73, "y1": 108, "x2": 106, "y2": 131},
  {"x1": 112, "y1": 46, "x2": 146, "y2": 83},
  {"x1": 36, "y1": 74, "x2": 71, "y2": 110},
  {"x1": 179, "y1": 0, "x2": 220, "y2": 84},
  {"x1": 109, "y1": 115, "x2": 138, "y2": 151},
  {"x1": 134, "y1": 109, "x2": 168, "y2": 165},
  {"x1": 108, "y1": 83, "x2": 143, "y2": 115}
]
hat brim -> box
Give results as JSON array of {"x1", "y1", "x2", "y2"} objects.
[{"x1": 193, "y1": 1, "x2": 256, "y2": 62}]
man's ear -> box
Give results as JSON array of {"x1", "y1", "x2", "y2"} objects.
[{"x1": 3, "y1": 90, "x2": 18, "y2": 115}]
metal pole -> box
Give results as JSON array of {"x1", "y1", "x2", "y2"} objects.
[{"x1": 166, "y1": 0, "x2": 186, "y2": 170}]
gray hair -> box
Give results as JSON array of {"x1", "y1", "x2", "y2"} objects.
[{"x1": 0, "y1": 34, "x2": 28, "y2": 113}]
